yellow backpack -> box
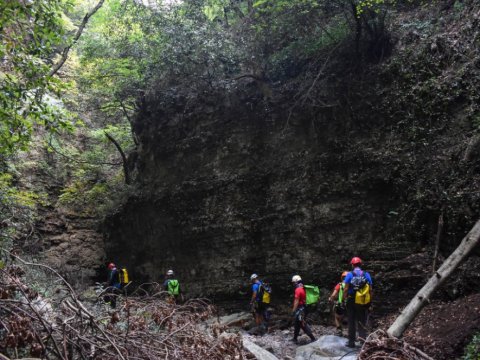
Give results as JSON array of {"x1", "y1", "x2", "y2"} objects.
[
  {"x1": 355, "y1": 283, "x2": 371, "y2": 305},
  {"x1": 260, "y1": 283, "x2": 271, "y2": 304},
  {"x1": 119, "y1": 268, "x2": 129, "y2": 285}
]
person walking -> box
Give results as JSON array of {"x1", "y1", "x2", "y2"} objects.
[
  {"x1": 343, "y1": 257, "x2": 373, "y2": 348},
  {"x1": 250, "y1": 273, "x2": 268, "y2": 331},
  {"x1": 164, "y1": 269, "x2": 181, "y2": 303},
  {"x1": 291, "y1": 275, "x2": 316, "y2": 344},
  {"x1": 106, "y1": 263, "x2": 121, "y2": 308},
  {"x1": 328, "y1": 271, "x2": 348, "y2": 336}
]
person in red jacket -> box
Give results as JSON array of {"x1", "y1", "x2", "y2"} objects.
[{"x1": 291, "y1": 275, "x2": 316, "y2": 344}]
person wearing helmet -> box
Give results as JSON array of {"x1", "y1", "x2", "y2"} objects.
[
  {"x1": 250, "y1": 273, "x2": 267, "y2": 330},
  {"x1": 106, "y1": 263, "x2": 121, "y2": 308},
  {"x1": 291, "y1": 275, "x2": 316, "y2": 344},
  {"x1": 329, "y1": 271, "x2": 348, "y2": 336},
  {"x1": 164, "y1": 270, "x2": 181, "y2": 303},
  {"x1": 343, "y1": 257, "x2": 373, "y2": 348}
]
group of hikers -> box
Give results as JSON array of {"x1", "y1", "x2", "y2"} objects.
[
  {"x1": 104, "y1": 257, "x2": 372, "y2": 348},
  {"x1": 250, "y1": 256, "x2": 373, "y2": 348},
  {"x1": 104, "y1": 264, "x2": 181, "y2": 307}
]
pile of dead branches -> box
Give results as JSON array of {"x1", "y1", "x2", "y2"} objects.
[
  {"x1": 359, "y1": 330, "x2": 434, "y2": 360},
  {"x1": 0, "y1": 255, "x2": 250, "y2": 359}
]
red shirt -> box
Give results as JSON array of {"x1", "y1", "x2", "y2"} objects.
[{"x1": 294, "y1": 285, "x2": 306, "y2": 306}]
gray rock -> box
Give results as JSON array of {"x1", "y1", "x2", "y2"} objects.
[
  {"x1": 295, "y1": 335, "x2": 357, "y2": 360},
  {"x1": 213, "y1": 311, "x2": 252, "y2": 328},
  {"x1": 243, "y1": 338, "x2": 281, "y2": 360}
]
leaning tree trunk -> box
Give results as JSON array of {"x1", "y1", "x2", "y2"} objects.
[
  {"x1": 387, "y1": 218, "x2": 480, "y2": 338},
  {"x1": 104, "y1": 132, "x2": 131, "y2": 185}
]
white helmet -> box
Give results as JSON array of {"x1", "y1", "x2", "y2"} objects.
[
  {"x1": 250, "y1": 273, "x2": 258, "y2": 281},
  {"x1": 167, "y1": 269, "x2": 174, "y2": 276},
  {"x1": 292, "y1": 275, "x2": 302, "y2": 283}
]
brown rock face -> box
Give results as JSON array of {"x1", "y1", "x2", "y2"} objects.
[
  {"x1": 39, "y1": 210, "x2": 105, "y2": 285},
  {"x1": 103, "y1": 86, "x2": 414, "y2": 301},
  {"x1": 105, "y1": 1, "x2": 480, "y2": 304}
]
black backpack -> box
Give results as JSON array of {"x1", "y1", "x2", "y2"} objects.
[{"x1": 350, "y1": 270, "x2": 367, "y2": 291}]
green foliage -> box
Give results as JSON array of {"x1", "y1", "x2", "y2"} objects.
[
  {"x1": 0, "y1": 0, "x2": 78, "y2": 155},
  {"x1": 0, "y1": 171, "x2": 44, "y2": 249},
  {"x1": 53, "y1": 123, "x2": 134, "y2": 217},
  {"x1": 464, "y1": 332, "x2": 480, "y2": 360}
]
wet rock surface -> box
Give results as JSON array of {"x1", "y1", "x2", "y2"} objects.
[
  {"x1": 296, "y1": 335, "x2": 358, "y2": 360},
  {"x1": 242, "y1": 325, "x2": 341, "y2": 359}
]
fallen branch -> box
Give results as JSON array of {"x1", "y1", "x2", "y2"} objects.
[
  {"x1": 359, "y1": 330, "x2": 433, "y2": 360},
  {"x1": 388, "y1": 218, "x2": 480, "y2": 338},
  {"x1": 0, "y1": 254, "x2": 247, "y2": 359}
]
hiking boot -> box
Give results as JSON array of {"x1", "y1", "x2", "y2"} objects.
[
  {"x1": 336, "y1": 328, "x2": 343, "y2": 336},
  {"x1": 291, "y1": 338, "x2": 298, "y2": 344},
  {"x1": 309, "y1": 337, "x2": 316, "y2": 343},
  {"x1": 345, "y1": 341, "x2": 355, "y2": 348}
]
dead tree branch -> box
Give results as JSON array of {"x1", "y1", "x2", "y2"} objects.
[
  {"x1": 432, "y1": 211, "x2": 444, "y2": 274},
  {"x1": 49, "y1": 0, "x2": 106, "y2": 77},
  {"x1": 388, "y1": 217, "x2": 480, "y2": 338},
  {"x1": 0, "y1": 253, "x2": 247, "y2": 359}
]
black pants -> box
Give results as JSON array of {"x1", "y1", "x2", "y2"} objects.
[
  {"x1": 105, "y1": 286, "x2": 120, "y2": 308},
  {"x1": 293, "y1": 306, "x2": 315, "y2": 340},
  {"x1": 346, "y1": 298, "x2": 369, "y2": 345}
]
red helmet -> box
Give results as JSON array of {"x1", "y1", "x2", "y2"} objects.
[
  {"x1": 350, "y1": 257, "x2": 362, "y2": 265},
  {"x1": 107, "y1": 263, "x2": 115, "y2": 270}
]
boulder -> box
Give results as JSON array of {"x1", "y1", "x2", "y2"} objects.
[
  {"x1": 214, "y1": 311, "x2": 252, "y2": 328},
  {"x1": 295, "y1": 335, "x2": 358, "y2": 360}
]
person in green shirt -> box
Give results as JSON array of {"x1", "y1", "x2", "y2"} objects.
[{"x1": 329, "y1": 271, "x2": 348, "y2": 336}]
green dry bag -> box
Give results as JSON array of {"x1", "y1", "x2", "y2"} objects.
[
  {"x1": 168, "y1": 279, "x2": 180, "y2": 296},
  {"x1": 304, "y1": 285, "x2": 320, "y2": 306}
]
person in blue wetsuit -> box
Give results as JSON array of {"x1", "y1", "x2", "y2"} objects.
[{"x1": 343, "y1": 257, "x2": 373, "y2": 348}]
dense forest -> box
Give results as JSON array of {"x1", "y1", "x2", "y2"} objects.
[{"x1": 1, "y1": 0, "x2": 480, "y2": 359}]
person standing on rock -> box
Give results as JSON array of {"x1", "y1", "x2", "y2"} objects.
[
  {"x1": 291, "y1": 275, "x2": 316, "y2": 344},
  {"x1": 328, "y1": 271, "x2": 348, "y2": 336},
  {"x1": 343, "y1": 257, "x2": 373, "y2": 348},
  {"x1": 250, "y1": 274, "x2": 267, "y2": 330},
  {"x1": 106, "y1": 263, "x2": 121, "y2": 308},
  {"x1": 164, "y1": 269, "x2": 181, "y2": 303}
]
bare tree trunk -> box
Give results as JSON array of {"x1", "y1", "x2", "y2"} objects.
[
  {"x1": 388, "y1": 218, "x2": 480, "y2": 338},
  {"x1": 49, "y1": 0, "x2": 106, "y2": 77},
  {"x1": 350, "y1": 0, "x2": 362, "y2": 61},
  {"x1": 104, "y1": 132, "x2": 131, "y2": 185},
  {"x1": 432, "y1": 211, "x2": 444, "y2": 274}
]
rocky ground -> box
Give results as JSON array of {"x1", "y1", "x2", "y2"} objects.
[
  {"x1": 226, "y1": 291, "x2": 480, "y2": 360},
  {"x1": 243, "y1": 325, "x2": 343, "y2": 359}
]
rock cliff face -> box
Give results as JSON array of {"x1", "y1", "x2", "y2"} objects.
[
  {"x1": 104, "y1": 87, "x2": 416, "y2": 302},
  {"x1": 104, "y1": 2, "x2": 480, "y2": 305}
]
